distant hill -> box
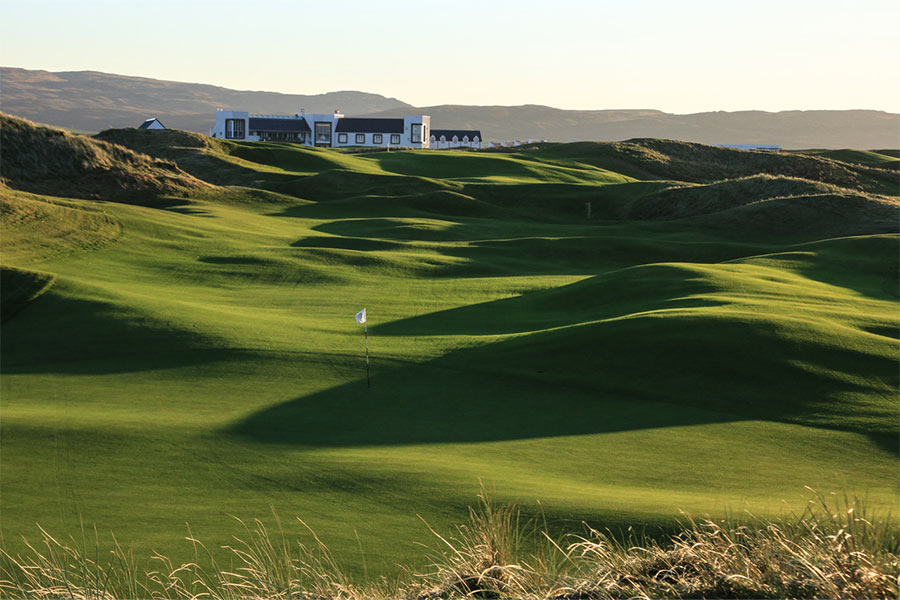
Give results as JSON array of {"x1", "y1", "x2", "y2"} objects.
[
  {"x1": 0, "y1": 67, "x2": 410, "y2": 133},
  {"x1": 364, "y1": 105, "x2": 900, "y2": 149},
  {"x1": 2, "y1": 67, "x2": 898, "y2": 148}
]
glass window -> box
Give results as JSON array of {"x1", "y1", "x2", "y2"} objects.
[
  {"x1": 356, "y1": 133, "x2": 365, "y2": 144},
  {"x1": 338, "y1": 133, "x2": 348, "y2": 143},
  {"x1": 315, "y1": 122, "x2": 332, "y2": 144},
  {"x1": 411, "y1": 123, "x2": 422, "y2": 143},
  {"x1": 391, "y1": 134, "x2": 400, "y2": 145},
  {"x1": 225, "y1": 119, "x2": 245, "y2": 139},
  {"x1": 373, "y1": 134, "x2": 383, "y2": 144}
]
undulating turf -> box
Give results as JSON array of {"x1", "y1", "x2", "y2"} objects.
[{"x1": 1, "y1": 116, "x2": 898, "y2": 579}]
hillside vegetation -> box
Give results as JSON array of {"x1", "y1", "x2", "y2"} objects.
[
  {"x1": 1, "y1": 114, "x2": 205, "y2": 202},
  {"x1": 1, "y1": 114, "x2": 897, "y2": 586}
]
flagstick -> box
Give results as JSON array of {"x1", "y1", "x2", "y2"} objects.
[{"x1": 364, "y1": 320, "x2": 370, "y2": 388}]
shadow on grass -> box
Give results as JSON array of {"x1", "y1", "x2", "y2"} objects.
[
  {"x1": 0, "y1": 289, "x2": 247, "y2": 375},
  {"x1": 373, "y1": 266, "x2": 728, "y2": 336},
  {"x1": 231, "y1": 271, "x2": 898, "y2": 453},
  {"x1": 228, "y1": 356, "x2": 737, "y2": 448},
  {"x1": 292, "y1": 236, "x2": 407, "y2": 252}
]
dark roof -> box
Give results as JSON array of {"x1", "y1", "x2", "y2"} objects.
[
  {"x1": 431, "y1": 129, "x2": 481, "y2": 140},
  {"x1": 335, "y1": 118, "x2": 404, "y2": 133},
  {"x1": 138, "y1": 118, "x2": 165, "y2": 129},
  {"x1": 248, "y1": 117, "x2": 311, "y2": 132}
]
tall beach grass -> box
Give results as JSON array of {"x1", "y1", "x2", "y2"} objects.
[{"x1": 1, "y1": 489, "x2": 897, "y2": 599}]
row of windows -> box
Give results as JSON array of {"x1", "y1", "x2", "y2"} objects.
[
  {"x1": 431, "y1": 135, "x2": 480, "y2": 142},
  {"x1": 337, "y1": 132, "x2": 402, "y2": 145},
  {"x1": 250, "y1": 130, "x2": 307, "y2": 142}
]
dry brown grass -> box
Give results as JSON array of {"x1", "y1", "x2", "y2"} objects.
[
  {"x1": 1, "y1": 490, "x2": 897, "y2": 599},
  {"x1": 1, "y1": 113, "x2": 207, "y2": 203}
]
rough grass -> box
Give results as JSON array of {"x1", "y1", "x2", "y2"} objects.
[
  {"x1": 0, "y1": 188, "x2": 122, "y2": 263},
  {"x1": 626, "y1": 174, "x2": 841, "y2": 219},
  {"x1": 792, "y1": 148, "x2": 900, "y2": 165},
  {"x1": 0, "y1": 491, "x2": 896, "y2": 599},
  {"x1": 2, "y1": 114, "x2": 205, "y2": 202},
  {"x1": 502, "y1": 139, "x2": 899, "y2": 195}
]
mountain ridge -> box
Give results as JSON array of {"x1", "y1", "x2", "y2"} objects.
[{"x1": 2, "y1": 66, "x2": 897, "y2": 148}]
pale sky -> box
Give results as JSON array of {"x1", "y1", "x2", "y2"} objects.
[{"x1": 2, "y1": 0, "x2": 898, "y2": 113}]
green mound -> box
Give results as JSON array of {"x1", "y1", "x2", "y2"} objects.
[
  {"x1": 623, "y1": 174, "x2": 899, "y2": 238},
  {"x1": 1, "y1": 114, "x2": 205, "y2": 203},
  {"x1": 627, "y1": 175, "x2": 837, "y2": 219},
  {"x1": 0, "y1": 190, "x2": 122, "y2": 263},
  {"x1": 373, "y1": 235, "x2": 898, "y2": 439},
  {"x1": 290, "y1": 189, "x2": 516, "y2": 221},
  {"x1": 461, "y1": 180, "x2": 676, "y2": 221},
  {"x1": 361, "y1": 149, "x2": 633, "y2": 184},
  {"x1": 276, "y1": 169, "x2": 451, "y2": 201},
  {"x1": 507, "y1": 139, "x2": 897, "y2": 194},
  {"x1": 94, "y1": 127, "x2": 210, "y2": 158},
  {"x1": 793, "y1": 148, "x2": 900, "y2": 165},
  {"x1": 451, "y1": 262, "x2": 896, "y2": 438},
  {"x1": 692, "y1": 192, "x2": 899, "y2": 238},
  {"x1": 0, "y1": 266, "x2": 55, "y2": 321}
]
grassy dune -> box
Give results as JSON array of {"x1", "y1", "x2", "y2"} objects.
[
  {"x1": 792, "y1": 148, "x2": 900, "y2": 166},
  {"x1": 1, "y1": 116, "x2": 897, "y2": 583}
]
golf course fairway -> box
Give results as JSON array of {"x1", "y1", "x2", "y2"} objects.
[{"x1": 1, "y1": 115, "x2": 897, "y2": 578}]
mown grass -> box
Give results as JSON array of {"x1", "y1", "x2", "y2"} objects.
[{"x1": 1, "y1": 114, "x2": 898, "y2": 584}]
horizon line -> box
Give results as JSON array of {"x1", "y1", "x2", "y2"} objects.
[{"x1": 3, "y1": 65, "x2": 897, "y2": 116}]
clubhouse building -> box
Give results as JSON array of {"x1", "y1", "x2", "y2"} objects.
[{"x1": 212, "y1": 109, "x2": 482, "y2": 149}]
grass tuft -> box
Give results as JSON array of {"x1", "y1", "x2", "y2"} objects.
[{"x1": 1, "y1": 491, "x2": 896, "y2": 599}]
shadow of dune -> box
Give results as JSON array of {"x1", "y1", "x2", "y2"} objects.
[
  {"x1": 374, "y1": 265, "x2": 726, "y2": 336},
  {"x1": 231, "y1": 271, "x2": 897, "y2": 451},
  {"x1": 230, "y1": 312, "x2": 896, "y2": 452},
  {"x1": 228, "y1": 356, "x2": 738, "y2": 448},
  {"x1": 1, "y1": 289, "x2": 246, "y2": 375},
  {"x1": 291, "y1": 236, "x2": 407, "y2": 252}
]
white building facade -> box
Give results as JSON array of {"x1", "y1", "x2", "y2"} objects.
[
  {"x1": 429, "y1": 129, "x2": 482, "y2": 149},
  {"x1": 211, "y1": 109, "x2": 431, "y2": 149}
]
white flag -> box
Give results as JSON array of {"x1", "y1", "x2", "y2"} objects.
[{"x1": 355, "y1": 308, "x2": 366, "y2": 324}]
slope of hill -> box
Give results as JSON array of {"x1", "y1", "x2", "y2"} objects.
[
  {"x1": 1, "y1": 120, "x2": 897, "y2": 582},
  {"x1": 1, "y1": 114, "x2": 205, "y2": 202},
  {"x1": 506, "y1": 139, "x2": 899, "y2": 192},
  {"x1": 794, "y1": 148, "x2": 900, "y2": 164},
  {"x1": 0, "y1": 67, "x2": 410, "y2": 132},
  {"x1": 3, "y1": 67, "x2": 898, "y2": 148}
]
